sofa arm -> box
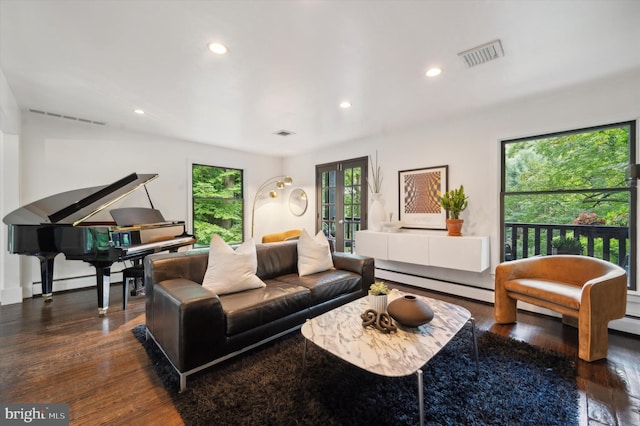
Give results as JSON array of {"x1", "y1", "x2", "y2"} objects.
[
  {"x1": 145, "y1": 249, "x2": 209, "y2": 285},
  {"x1": 495, "y1": 257, "x2": 543, "y2": 285},
  {"x1": 581, "y1": 269, "x2": 628, "y2": 320},
  {"x1": 145, "y1": 250, "x2": 209, "y2": 330},
  {"x1": 494, "y1": 258, "x2": 545, "y2": 323},
  {"x1": 332, "y1": 252, "x2": 375, "y2": 291},
  {"x1": 578, "y1": 267, "x2": 627, "y2": 361},
  {"x1": 150, "y1": 278, "x2": 226, "y2": 372}
]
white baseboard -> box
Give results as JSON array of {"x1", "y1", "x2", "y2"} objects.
[
  {"x1": 0, "y1": 286, "x2": 23, "y2": 305},
  {"x1": 30, "y1": 271, "x2": 125, "y2": 297},
  {"x1": 609, "y1": 316, "x2": 640, "y2": 335},
  {"x1": 376, "y1": 269, "x2": 495, "y2": 303}
]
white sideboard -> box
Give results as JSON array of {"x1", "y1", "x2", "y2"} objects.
[{"x1": 355, "y1": 230, "x2": 490, "y2": 273}]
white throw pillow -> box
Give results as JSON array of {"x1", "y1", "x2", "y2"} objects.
[
  {"x1": 297, "y1": 229, "x2": 334, "y2": 277},
  {"x1": 202, "y1": 235, "x2": 266, "y2": 295}
]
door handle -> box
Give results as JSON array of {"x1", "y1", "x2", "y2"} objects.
[{"x1": 338, "y1": 219, "x2": 344, "y2": 224}]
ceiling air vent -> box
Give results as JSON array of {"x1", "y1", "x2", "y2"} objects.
[
  {"x1": 458, "y1": 39, "x2": 504, "y2": 68},
  {"x1": 274, "y1": 130, "x2": 295, "y2": 137},
  {"x1": 28, "y1": 109, "x2": 106, "y2": 126}
]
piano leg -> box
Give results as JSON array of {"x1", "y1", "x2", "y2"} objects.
[
  {"x1": 36, "y1": 254, "x2": 57, "y2": 302},
  {"x1": 92, "y1": 262, "x2": 113, "y2": 315}
]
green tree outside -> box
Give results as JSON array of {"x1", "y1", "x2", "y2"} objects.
[
  {"x1": 503, "y1": 125, "x2": 631, "y2": 262},
  {"x1": 192, "y1": 165, "x2": 243, "y2": 245}
]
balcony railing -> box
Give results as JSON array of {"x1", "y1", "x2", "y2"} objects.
[
  {"x1": 504, "y1": 222, "x2": 629, "y2": 266},
  {"x1": 505, "y1": 222, "x2": 635, "y2": 290}
]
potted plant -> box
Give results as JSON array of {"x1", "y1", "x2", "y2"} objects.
[
  {"x1": 368, "y1": 281, "x2": 390, "y2": 312},
  {"x1": 440, "y1": 185, "x2": 468, "y2": 236},
  {"x1": 551, "y1": 236, "x2": 583, "y2": 255}
]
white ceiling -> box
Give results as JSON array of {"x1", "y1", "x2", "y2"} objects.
[{"x1": 2, "y1": 0, "x2": 640, "y2": 156}]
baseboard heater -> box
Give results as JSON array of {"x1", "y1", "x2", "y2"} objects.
[
  {"x1": 375, "y1": 267, "x2": 493, "y2": 294},
  {"x1": 32, "y1": 270, "x2": 127, "y2": 295}
]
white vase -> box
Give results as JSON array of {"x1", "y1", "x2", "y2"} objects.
[
  {"x1": 388, "y1": 288, "x2": 401, "y2": 302},
  {"x1": 369, "y1": 193, "x2": 386, "y2": 232},
  {"x1": 368, "y1": 293, "x2": 388, "y2": 312}
]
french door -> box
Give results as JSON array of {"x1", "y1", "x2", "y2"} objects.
[{"x1": 316, "y1": 157, "x2": 368, "y2": 253}]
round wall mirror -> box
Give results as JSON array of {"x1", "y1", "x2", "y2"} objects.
[{"x1": 289, "y1": 188, "x2": 308, "y2": 216}]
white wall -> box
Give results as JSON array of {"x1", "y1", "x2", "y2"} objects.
[
  {"x1": 0, "y1": 68, "x2": 21, "y2": 134},
  {"x1": 284, "y1": 69, "x2": 640, "y2": 333},
  {"x1": 14, "y1": 112, "x2": 284, "y2": 296},
  {"x1": 0, "y1": 68, "x2": 22, "y2": 305}
]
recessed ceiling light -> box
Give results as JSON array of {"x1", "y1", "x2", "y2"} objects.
[
  {"x1": 426, "y1": 67, "x2": 442, "y2": 77},
  {"x1": 339, "y1": 101, "x2": 352, "y2": 109},
  {"x1": 208, "y1": 42, "x2": 228, "y2": 55},
  {"x1": 134, "y1": 109, "x2": 145, "y2": 115}
]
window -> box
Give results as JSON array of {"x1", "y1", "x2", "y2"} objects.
[
  {"x1": 501, "y1": 121, "x2": 636, "y2": 290},
  {"x1": 192, "y1": 164, "x2": 243, "y2": 246}
]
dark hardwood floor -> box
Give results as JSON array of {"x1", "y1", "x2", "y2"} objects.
[{"x1": 1, "y1": 282, "x2": 638, "y2": 425}]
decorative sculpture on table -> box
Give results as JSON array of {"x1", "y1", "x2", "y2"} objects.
[{"x1": 361, "y1": 309, "x2": 397, "y2": 334}]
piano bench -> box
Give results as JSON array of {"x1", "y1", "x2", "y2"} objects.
[{"x1": 122, "y1": 265, "x2": 145, "y2": 309}]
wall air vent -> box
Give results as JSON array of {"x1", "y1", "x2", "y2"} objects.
[
  {"x1": 274, "y1": 130, "x2": 295, "y2": 137},
  {"x1": 458, "y1": 39, "x2": 504, "y2": 68},
  {"x1": 28, "y1": 109, "x2": 106, "y2": 126}
]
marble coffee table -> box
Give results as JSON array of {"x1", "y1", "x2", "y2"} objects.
[{"x1": 301, "y1": 293, "x2": 478, "y2": 426}]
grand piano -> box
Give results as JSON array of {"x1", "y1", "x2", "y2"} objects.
[{"x1": 3, "y1": 173, "x2": 194, "y2": 314}]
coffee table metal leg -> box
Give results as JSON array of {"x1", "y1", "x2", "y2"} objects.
[
  {"x1": 302, "y1": 338, "x2": 307, "y2": 371},
  {"x1": 470, "y1": 317, "x2": 479, "y2": 376},
  {"x1": 416, "y1": 369, "x2": 424, "y2": 426}
]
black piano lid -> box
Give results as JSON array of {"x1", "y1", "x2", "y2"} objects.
[{"x1": 2, "y1": 173, "x2": 159, "y2": 226}]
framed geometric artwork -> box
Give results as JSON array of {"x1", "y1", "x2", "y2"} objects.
[{"x1": 398, "y1": 165, "x2": 448, "y2": 230}]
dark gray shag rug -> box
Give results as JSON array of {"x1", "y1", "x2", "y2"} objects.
[{"x1": 133, "y1": 324, "x2": 578, "y2": 425}]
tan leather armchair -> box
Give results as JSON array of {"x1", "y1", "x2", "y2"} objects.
[
  {"x1": 495, "y1": 255, "x2": 627, "y2": 361},
  {"x1": 261, "y1": 229, "x2": 302, "y2": 243}
]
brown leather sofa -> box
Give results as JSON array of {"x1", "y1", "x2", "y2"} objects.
[
  {"x1": 494, "y1": 255, "x2": 627, "y2": 362},
  {"x1": 144, "y1": 240, "x2": 374, "y2": 391}
]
